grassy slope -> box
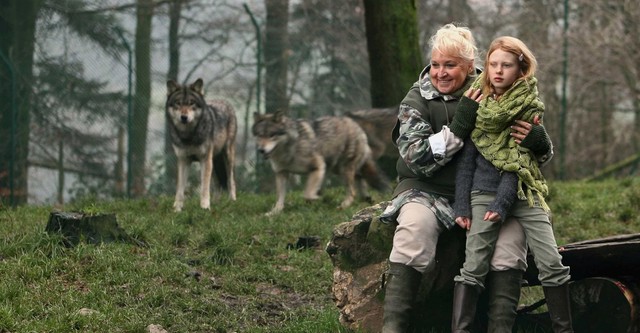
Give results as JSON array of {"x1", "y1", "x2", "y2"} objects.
[{"x1": 0, "y1": 178, "x2": 639, "y2": 332}]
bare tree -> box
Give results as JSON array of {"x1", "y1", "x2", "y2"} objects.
[
  {"x1": 130, "y1": 0, "x2": 154, "y2": 197},
  {"x1": 164, "y1": 0, "x2": 183, "y2": 194},
  {"x1": 0, "y1": 0, "x2": 43, "y2": 205},
  {"x1": 264, "y1": 0, "x2": 289, "y2": 115}
]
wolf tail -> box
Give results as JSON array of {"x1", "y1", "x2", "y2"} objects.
[
  {"x1": 359, "y1": 157, "x2": 391, "y2": 193},
  {"x1": 213, "y1": 153, "x2": 229, "y2": 190}
]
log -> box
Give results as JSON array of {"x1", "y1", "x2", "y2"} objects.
[
  {"x1": 524, "y1": 233, "x2": 640, "y2": 285},
  {"x1": 45, "y1": 211, "x2": 144, "y2": 247},
  {"x1": 517, "y1": 277, "x2": 640, "y2": 333}
]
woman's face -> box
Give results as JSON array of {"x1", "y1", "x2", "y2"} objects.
[
  {"x1": 487, "y1": 49, "x2": 520, "y2": 95},
  {"x1": 429, "y1": 50, "x2": 473, "y2": 95}
]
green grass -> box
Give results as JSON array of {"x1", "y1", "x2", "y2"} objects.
[{"x1": 1, "y1": 178, "x2": 639, "y2": 332}]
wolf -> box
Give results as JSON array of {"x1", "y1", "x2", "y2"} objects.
[
  {"x1": 252, "y1": 111, "x2": 388, "y2": 215},
  {"x1": 166, "y1": 78, "x2": 237, "y2": 212},
  {"x1": 346, "y1": 106, "x2": 399, "y2": 161}
]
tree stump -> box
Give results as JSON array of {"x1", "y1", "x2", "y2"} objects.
[{"x1": 45, "y1": 211, "x2": 143, "y2": 247}]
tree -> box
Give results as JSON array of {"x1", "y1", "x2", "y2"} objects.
[
  {"x1": 0, "y1": 0, "x2": 43, "y2": 205},
  {"x1": 264, "y1": 0, "x2": 289, "y2": 115},
  {"x1": 164, "y1": 0, "x2": 183, "y2": 194},
  {"x1": 362, "y1": 0, "x2": 422, "y2": 108},
  {"x1": 130, "y1": 0, "x2": 154, "y2": 197}
]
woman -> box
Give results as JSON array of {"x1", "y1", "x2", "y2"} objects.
[{"x1": 379, "y1": 24, "x2": 554, "y2": 332}]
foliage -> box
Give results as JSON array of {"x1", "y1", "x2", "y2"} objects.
[{"x1": 1, "y1": 178, "x2": 640, "y2": 331}]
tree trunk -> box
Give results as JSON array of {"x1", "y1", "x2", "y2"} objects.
[
  {"x1": 131, "y1": 0, "x2": 154, "y2": 197},
  {"x1": 164, "y1": 0, "x2": 182, "y2": 195},
  {"x1": 264, "y1": 0, "x2": 289, "y2": 115},
  {"x1": 362, "y1": 0, "x2": 422, "y2": 108},
  {"x1": 0, "y1": 0, "x2": 42, "y2": 206}
]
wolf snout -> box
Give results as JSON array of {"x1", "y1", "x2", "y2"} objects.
[
  {"x1": 180, "y1": 115, "x2": 189, "y2": 123},
  {"x1": 257, "y1": 148, "x2": 270, "y2": 159}
]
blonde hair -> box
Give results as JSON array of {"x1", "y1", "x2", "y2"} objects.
[
  {"x1": 429, "y1": 23, "x2": 478, "y2": 65},
  {"x1": 480, "y1": 36, "x2": 538, "y2": 96}
]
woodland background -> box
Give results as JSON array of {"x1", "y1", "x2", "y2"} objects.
[{"x1": 1, "y1": 0, "x2": 639, "y2": 206}]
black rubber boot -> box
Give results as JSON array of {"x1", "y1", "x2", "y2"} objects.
[
  {"x1": 451, "y1": 282, "x2": 481, "y2": 333},
  {"x1": 485, "y1": 269, "x2": 523, "y2": 333},
  {"x1": 382, "y1": 262, "x2": 422, "y2": 333},
  {"x1": 543, "y1": 284, "x2": 574, "y2": 333}
]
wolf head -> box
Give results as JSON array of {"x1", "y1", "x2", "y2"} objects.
[
  {"x1": 166, "y1": 78, "x2": 207, "y2": 127},
  {"x1": 252, "y1": 111, "x2": 292, "y2": 159}
]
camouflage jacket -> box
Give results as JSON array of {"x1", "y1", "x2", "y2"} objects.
[{"x1": 392, "y1": 66, "x2": 475, "y2": 201}]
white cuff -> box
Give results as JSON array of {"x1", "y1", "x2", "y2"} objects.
[{"x1": 428, "y1": 131, "x2": 447, "y2": 157}]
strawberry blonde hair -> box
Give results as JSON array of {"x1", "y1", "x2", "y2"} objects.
[{"x1": 479, "y1": 36, "x2": 538, "y2": 96}]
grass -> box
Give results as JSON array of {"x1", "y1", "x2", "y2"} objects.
[{"x1": 1, "y1": 177, "x2": 639, "y2": 332}]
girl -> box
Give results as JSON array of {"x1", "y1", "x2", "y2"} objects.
[{"x1": 451, "y1": 36, "x2": 574, "y2": 333}]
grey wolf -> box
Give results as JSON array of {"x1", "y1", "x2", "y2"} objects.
[
  {"x1": 166, "y1": 78, "x2": 237, "y2": 212},
  {"x1": 252, "y1": 111, "x2": 388, "y2": 215},
  {"x1": 346, "y1": 106, "x2": 399, "y2": 161}
]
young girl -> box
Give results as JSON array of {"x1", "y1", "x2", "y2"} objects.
[{"x1": 451, "y1": 36, "x2": 574, "y2": 333}]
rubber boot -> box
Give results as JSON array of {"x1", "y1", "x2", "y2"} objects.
[
  {"x1": 485, "y1": 269, "x2": 523, "y2": 333},
  {"x1": 451, "y1": 282, "x2": 481, "y2": 333},
  {"x1": 543, "y1": 284, "x2": 574, "y2": 333},
  {"x1": 382, "y1": 262, "x2": 422, "y2": 333}
]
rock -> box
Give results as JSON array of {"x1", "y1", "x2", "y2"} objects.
[
  {"x1": 147, "y1": 324, "x2": 168, "y2": 333},
  {"x1": 326, "y1": 202, "x2": 466, "y2": 332}
]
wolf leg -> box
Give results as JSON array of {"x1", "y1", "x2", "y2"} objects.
[
  {"x1": 200, "y1": 149, "x2": 213, "y2": 210},
  {"x1": 338, "y1": 166, "x2": 357, "y2": 209},
  {"x1": 267, "y1": 172, "x2": 288, "y2": 216},
  {"x1": 303, "y1": 156, "x2": 325, "y2": 201},
  {"x1": 174, "y1": 157, "x2": 188, "y2": 212},
  {"x1": 226, "y1": 145, "x2": 237, "y2": 201}
]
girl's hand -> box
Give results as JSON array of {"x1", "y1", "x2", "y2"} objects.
[
  {"x1": 484, "y1": 211, "x2": 502, "y2": 222},
  {"x1": 464, "y1": 88, "x2": 483, "y2": 102},
  {"x1": 456, "y1": 216, "x2": 472, "y2": 230}
]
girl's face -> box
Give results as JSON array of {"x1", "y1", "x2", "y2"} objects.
[
  {"x1": 429, "y1": 50, "x2": 473, "y2": 95},
  {"x1": 487, "y1": 49, "x2": 521, "y2": 95}
]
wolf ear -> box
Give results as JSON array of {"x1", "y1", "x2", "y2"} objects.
[
  {"x1": 190, "y1": 78, "x2": 204, "y2": 95},
  {"x1": 166, "y1": 80, "x2": 180, "y2": 95}
]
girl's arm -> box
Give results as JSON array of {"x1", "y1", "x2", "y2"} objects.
[
  {"x1": 453, "y1": 137, "x2": 477, "y2": 228},
  {"x1": 485, "y1": 171, "x2": 518, "y2": 222}
]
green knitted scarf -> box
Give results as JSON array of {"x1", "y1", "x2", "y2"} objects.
[{"x1": 470, "y1": 73, "x2": 550, "y2": 211}]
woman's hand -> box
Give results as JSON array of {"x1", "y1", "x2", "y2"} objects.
[
  {"x1": 464, "y1": 88, "x2": 483, "y2": 103},
  {"x1": 511, "y1": 115, "x2": 540, "y2": 144},
  {"x1": 456, "y1": 216, "x2": 472, "y2": 230}
]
